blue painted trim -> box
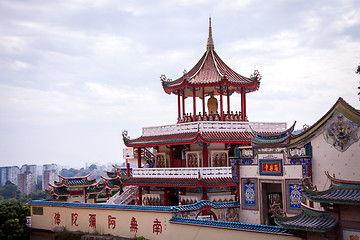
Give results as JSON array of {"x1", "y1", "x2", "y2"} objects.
[
  {"x1": 29, "y1": 200, "x2": 173, "y2": 212},
  {"x1": 172, "y1": 200, "x2": 239, "y2": 212},
  {"x1": 169, "y1": 217, "x2": 289, "y2": 234},
  {"x1": 29, "y1": 200, "x2": 240, "y2": 213}
]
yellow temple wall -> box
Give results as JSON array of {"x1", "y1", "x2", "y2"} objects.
[{"x1": 30, "y1": 203, "x2": 300, "y2": 240}]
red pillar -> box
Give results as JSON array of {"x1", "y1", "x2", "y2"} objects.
[
  {"x1": 193, "y1": 88, "x2": 196, "y2": 121},
  {"x1": 203, "y1": 145, "x2": 208, "y2": 167},
  {"x1": 237, "y1": 184, "x2": 240, "y2": 202},
  {"x1": 202, "y1": 187, "x2": 208, "y2": 200},
  {"x1": 126, "y1": 162, "x2": 130, "y2": 177},
  {"x1": 138, "y1": 187, "x2": 142, "y2": 205},
  {"x1": 227, "y1": 88, "x2": 230, "y2": 113},
  {"x1": 177, "y1": 92, "x2": 181, "y2": 120},
  {"x1": 202, "y1": 88, "x2": 205, "y2": 115},
  {"x1": 170, "y1": 146, "x2": 174, "y2": 168},
  {"x1": 182, "y1": 90, "x2": 185, "y2": 117},
  {"x1": 241, "y1": 88, "x2": 246, "y2": 121},
  {"x1": 137, "y1": 147, "x2": 141, "y2": 168},
  {"x1": 220, "y1": 88, "x2": 223, "y2": 120},
  {"x1": 164, "y1": 188, "x2": 170, "y2": 206}
]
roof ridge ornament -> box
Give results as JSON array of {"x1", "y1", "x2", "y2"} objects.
[
  {"x1": 207, "y1": 17, "x2": 214, "y2": 51},
  {"x1": 160, "y1": 74, "x2": 172, "y2": 82}
]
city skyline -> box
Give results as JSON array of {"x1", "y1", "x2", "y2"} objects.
[{"x1": 1, "y1": 0, "x2": 359, "y2": 168}]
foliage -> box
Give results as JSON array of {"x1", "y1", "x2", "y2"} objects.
[
  {"x1": 132, "y1": 236, "x2": 148, "y2": 240},
  {"x1": 0, "y1": 200, "x2": 30, "y2": 240},
  {"x1": 60, "y1": 168, "x2": 79, "y2": 177},
  {"x1": 356, "y1": 64, "x2": 360, "y2": 74},
  {"x1": 0, "y1": 181, "x2": 50, "y2": 204},
  {"x1": 0, "y1": 181, "x2": 21, "y2": 200}
]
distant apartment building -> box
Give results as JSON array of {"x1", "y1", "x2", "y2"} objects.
[
  {"x1": 0, "y1": 166, "x2": 20, "y2": 186},
  {"x1": 42, "y1": 164, "x2": 58, "y2": 190},
  {"x1": 19, "y1": 164, "x2": 37, "y2": 194}
]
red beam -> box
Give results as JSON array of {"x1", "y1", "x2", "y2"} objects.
[
  {"x1": 177, "y1": 92, "x2": 181, "y2": 120},
  {"x1": 137, "y1": 147, "x2": 141, "y2": 168},
  {"x1": 241, "y1": 88, "x2": 245, "y2": 121},
  {"x1": 220, "y1": 88, "x2": 223, "y2": 120},
  {"x1": 170, "y1": 146, "x2": 174, "y2": 167},
  {"x1": 227, "y1": 88, "x2": 230, "y2": 113},
  {"x1": 202, "y1": 88, "x2": 205, "y2": 115},
  {"x1": 182, "y1": 90, "x2": 185, "y2": 117},
  {"x1": 203, "y1": 145, "x2": 208, "y2": 167},
  {"x1": 193, "y1": 88, "x2": 196, "y2": 121}
]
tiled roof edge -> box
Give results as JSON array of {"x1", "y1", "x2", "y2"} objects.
[{"x1": 169, "y1": 217, "x2": 290, "y2": 234}]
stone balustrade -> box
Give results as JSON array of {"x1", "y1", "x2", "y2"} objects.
[{"x1": 132, "y1": 167, "x2": 232, "y2": 179}]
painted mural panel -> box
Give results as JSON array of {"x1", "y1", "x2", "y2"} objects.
[
  {"x1": 285, "y1": 180, "x2": 302, "y2": 213},
  {"x1": 241, "y1": 178, "x2": 258, "y2": 210}
]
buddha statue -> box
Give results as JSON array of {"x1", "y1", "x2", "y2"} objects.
[{"x1": 207, "y1": 91, "x2": 218, "y2": 115}]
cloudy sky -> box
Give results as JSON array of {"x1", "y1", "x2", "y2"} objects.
[{"x1": 0, "y1": 0, "x2": 359, "y2": 168}]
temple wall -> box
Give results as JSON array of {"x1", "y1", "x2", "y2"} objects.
[
  {"x1": 30, "y1": 202, "x2": 300, "y2": 240},
  {"x1": 311, "y1": 132, "x2": 360, "y2": 191},
  {"x1": 238, "y1": 164, "x2": 302, "y2": 224}
]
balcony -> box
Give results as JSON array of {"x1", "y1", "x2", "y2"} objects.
[
  {"x1": 131, "y1": 167, "x2": 232, "y2": 179},
  {"x1": 142, "y1": 121, "x2": 286, "y2": 136}
]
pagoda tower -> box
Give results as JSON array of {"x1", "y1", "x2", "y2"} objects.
[
  {"x1": 161, "y1": 17, "x2": 261, "y2": 122},
  {"x1": 122, "y1": 18, "x2": 285, "y2": 208}
]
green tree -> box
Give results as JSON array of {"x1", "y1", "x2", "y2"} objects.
[
  {"x1": 0, "y1": 200, "x2": 30, "y2": 240},
  {"x1": 60, "y1": 168, "x2": 79, "y2": 177},
  {"x1": 0, "y1": 181, "x2": 21, "y2": 200}
]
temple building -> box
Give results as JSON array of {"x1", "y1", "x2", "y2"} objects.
[
  {"x1": 120, "y1": 18, "x2": 360, "y2": 228},
  {"x1": 37, "y1": 19, "x2": 360, "y2": 239},
  {"x1": 121, "y1": 18, "x2": 290, "y2": 218}
]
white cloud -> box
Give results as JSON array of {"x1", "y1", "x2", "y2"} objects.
[
  {"x1": 10, "y1": 60, "x2": 30, "y2": 70},
  {"x1": 0, "y1": 36, "x2": 27, "y2": 55},
  {"x1": 93, "y1": 35, "x2": 134, "y2": 56}
]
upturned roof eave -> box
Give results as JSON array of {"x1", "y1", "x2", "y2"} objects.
[
  {"x1": 162, "y1": 50, "x2": 259, "y2": 94},
  {"x1": 123, "y1": 131, "x2": 254, "y2": 148},
  {"x1": 289, "y1": 97, "x2": 360, "y2": 145}
]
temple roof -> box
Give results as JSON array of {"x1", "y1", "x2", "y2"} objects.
[
  {"x1": 274, "y1": 206, "x2": 338, "y2": 233},
  {"x1": 46, "y1": 185, "x2": 71, "y2": 196},
  {"x1": 121, "y1": 176, "x2": 236, "y2": 188},
  {"x1": 302, "y1": 172, "x2": 360, "y2": 205},
  {"x1": 101, "y1": 176, "x2": 123, "y2": 190},
  {"x1": 250, "y1": 121, "x2": 296, "y2": 146},
  {"x1": 172, "y1": 200, "x2": 239, "y2": 212},
  {"x1": 161, "y1": 18, "x2": 261, "y2": 97},
  {"x1": 87, "y1": 184, "x2": 105, "y2": 194},
  {"x1": 325, "y1": 170, "x2": 360, "y2": 186},
  {"x1": 124, "y1": 130, "x2": 253, "y2": 147},
  {"x1": 54, "y1": 174, "x2": 97, "y2": 187},
  {"x1": 289, "y1": 97, "x2": 360, "y2": 146}
]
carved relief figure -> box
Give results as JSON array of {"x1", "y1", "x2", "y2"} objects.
[{"x1": 324, "y1": 115, "x2": 360, "y2": 152}]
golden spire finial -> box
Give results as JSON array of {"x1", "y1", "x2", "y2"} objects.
[{"x1": 207, "y1": 17, "x2": 214, "y2": 51}]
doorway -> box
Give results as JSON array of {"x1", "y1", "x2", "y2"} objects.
[
  {"x1": 260, "y1": 182, "x2": 283, "y2": 225},
  {"x1": 169, "y1": 188, "x2": 179, "y2": 206}
]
